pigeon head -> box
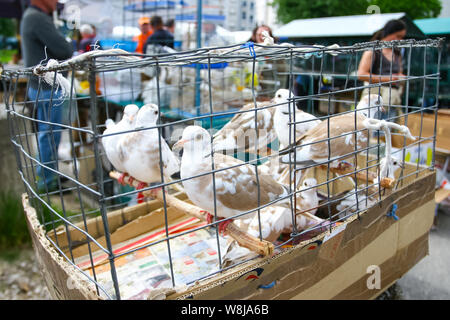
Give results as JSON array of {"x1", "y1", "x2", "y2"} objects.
[
  {"x1": 135, "y1": 103, "x2": 159, "y2": 128},
  {"x1": 391, "y1": 158, "x2": 404, "y2": 172},
  {"x1": 272, "y1": 89, "x2": 291, "y2": 104},
  {"x1": 380, "y1": 156, "x2": 404, "y2": 179},
  {"x1": 105, "y1": 118, "x2": 115, "y2": 129},
  {"x1": 301, "y1": 178, "x2": 318, "y2": 192},
  {"x1": 123, "y1": 104, "x2": 139, "y2": 124},
  {"x1": 272, "y1": 89, "x2": 295, "y2": 115},
  {"x1": 173, "y1": 125, "x2": 212, "y2": 155},
  {"x1": 356, "y1": 94, "x2": 384, "y2": 118}
]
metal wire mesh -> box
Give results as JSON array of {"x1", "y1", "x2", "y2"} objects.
[{"x1": 1, "y1": 37, "x2": 443, "y2": 300}]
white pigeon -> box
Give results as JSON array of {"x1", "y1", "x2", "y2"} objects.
[
  {"x1": 233, "y1": 178, "x2": 323, "y2": 242},
  {"x1": 233, "y1": 206, "x2": 293, "y2": 242},
  {"x1": 337, "y1": 157, "x2": 403, "y2": 219},
  {"x1": 273, "y1": 89, "x2": 321, "y2": 149},
  {"x1": 277, "y1": 177, "x2": 321, "y2": 234},
  {"x1": 101, "y1": 104, "x2": 139, "y2": 184},
  {"x1": 336, "y1": 187, "x2": 377, "y2": 219},
  {"x1": 377, "y1": 156, "x2": 404, "y2": 183},
  {"x1": 118, "y1": 103, "x2": 180, "y2": 201},
  {"x1": 280, "y1": 94, "x2": 386, "y2": 168},
  {"x1": 213, "y1": 100, "x2": 276, "y2": 153},
  {"x1": 295, "y1": 178, "x2": 319, "y2": 215},
  {"x1": 173, "y1": 125, "x2": 290, "y2": 234}
]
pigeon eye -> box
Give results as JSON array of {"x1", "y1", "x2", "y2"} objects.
[
  {"x1": 277, "y1": 94, "x2": 282, "y2": 98},
  {"x1": 154, "y1": 110, "x2": 158, "y2": 115},
  {"x1": 195, "y1": 133, "x2": 202, "y2": 140}
]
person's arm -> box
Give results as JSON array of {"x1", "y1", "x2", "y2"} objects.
[
  {"x1": 33, "y1": 15, "x2": 73, "y2": 60},
  {"x1": 357, "y1": 50, "x2": 403, "y2": 83}
]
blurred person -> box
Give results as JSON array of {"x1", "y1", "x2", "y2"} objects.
[
  {"x1": 71, "y1": 28, "x2": 81, "y2": 52},
  {"x1": 143, "y1": 15, "x2": 174, "y2": 54},
  {"x1": 78, "y1": 24, "x2": 99, "y2": 53},
  {"x1": 203, "y1": 23, "x2": 228, "y2": 47},
  {"x1": 358, "y1": 19, "x2": 407, "y2": 117},
  {"x1": 165, "y1": 19, "x2": 175, "y2": 35},
  {"x1": 134, "y1": 16, "x2": 152, "y2": 54},
  {"x1": 21, "y1": 0, "x2": 73, "y2": 192},
  {"x1": 249, "y1": 24, "x2": 277, "y2": 43},
  {"x1": 249, "y1": 25, "x2": 287, "y2": 93}
]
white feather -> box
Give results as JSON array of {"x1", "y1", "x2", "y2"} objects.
[{"x1": 119, "y1": 104, "x2": 180, "y2": 183}]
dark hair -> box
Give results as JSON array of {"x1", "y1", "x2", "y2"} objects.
[
  {"x1": 371, "y1": 19, "x2": 406, "y2": 41},
  {"x1": 249, "y1": 24, "x2": 278, "y2": 43},
  {"x1": 165, "y1": 19, "x2": 174, "y2": 28},
  {"x1": 151, "y1": 16, "x2": 163, "y2": 28}
]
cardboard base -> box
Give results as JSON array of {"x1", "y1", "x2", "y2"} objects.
[
  {"x1": 166, "y1": 171, "x2": 435, "y2": 300},
  {"x1": 22, "y1": 194, "x2": 100, "y2": 300},
  {"x1": 23, "y1": 167, "x2": 436, "y2": 300}
]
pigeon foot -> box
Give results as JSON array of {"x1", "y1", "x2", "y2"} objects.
[
  {"x1": 218, "y1": 218, "x2": 233, "y2": 235},
  {"x1": 204, "y1": 212, "x2": 232, "y2": 235},
  {"x1": 118, "y1": 172, "x2": 129, "y2": 186},
  {"x1": 136, "y1": 182, "x2": 148, "y2": 204}
]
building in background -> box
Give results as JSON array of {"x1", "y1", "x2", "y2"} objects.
[
  {"x1": 415, "y1": 16, "x2": 450, "y2": 107},
  {"x1": 440, "y1": 0, "x2": 450, "y2": 18},
  {"x1": 255, "y1": 0, "x2": 279, "y2": 29},
  {"x1": 224, "y1": 0, "x2": 256, "y2": 31}
]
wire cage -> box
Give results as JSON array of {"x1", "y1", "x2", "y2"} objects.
[{"x1": 1, "y1": 36, "x2": 443, "y2": 300}]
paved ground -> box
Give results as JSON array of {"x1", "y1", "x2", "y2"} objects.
[
  {"x1": 0, "y1": 249, "x2": 51, "y2": 300},
  {"x1": 395, "y1": 207, "x2": 450, "y2": 299}
]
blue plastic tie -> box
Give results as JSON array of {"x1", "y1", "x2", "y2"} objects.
[
  {"x1": 241, "y1": 41, "x2": 256, "y2": 58},
  {"x1": 258, "y1": 280, "x2": 277, "y2": 289},
  {"x1": 387, "y1": 203, "x2": 399, "y2": 221}
]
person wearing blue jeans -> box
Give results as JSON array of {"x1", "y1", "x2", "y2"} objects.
[
  {"x1": 28, "y1": 87, "x2": 66, "y2": 191},
  {"x1": 21, "y1": 0, "x2": 74, "y2": 191}
]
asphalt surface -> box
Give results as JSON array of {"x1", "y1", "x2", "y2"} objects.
[{"x1": 395, "y1": 207, "x2": 450, "y2": 299}]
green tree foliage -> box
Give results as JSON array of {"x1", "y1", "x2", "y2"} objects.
[
  {"x1": 0, "y1": 18, "x2": 16, "y2": 37},
  {"x1": 369, "y1": 0, "x2": 442, "y2": 19},
  {"x1": 272, "y1": 0, "x2": 369, "y2": 24},
  {"x1": 272, "y1": 0, "x2": 442, "y2": 24}
]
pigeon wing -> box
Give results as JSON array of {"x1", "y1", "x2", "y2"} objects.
[{"x1": 212, "y1": 153, "x2": 287, "y2": 212}]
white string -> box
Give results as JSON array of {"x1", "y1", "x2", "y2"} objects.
[
  {"x1": 363, "y1": 118, "x2": 415, "y2": 180},
  {"x1": 33, "y1": 59, "x2": 72, "y2": 106}
]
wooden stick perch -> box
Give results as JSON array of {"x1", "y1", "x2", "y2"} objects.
[{"x1": 109, "y1": 171, "x2": 274, "y2": 256}]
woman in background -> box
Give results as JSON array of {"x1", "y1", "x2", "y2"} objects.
[
  {"x1": 358, "y1": 19, "x2": 407, "y2": 118},
  {"x1": 249, "y1": 24, "x2": 277, "y2": 44},
  {"x1": 248, "y1": 25, "x2": 287, "y2": 93}
]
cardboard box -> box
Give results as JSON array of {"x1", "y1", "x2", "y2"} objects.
[
  {"x1": 392, "y1": 110, "x2": 450, "y2": 154},
  {"x1": 167, "y1": 169, "x2": 435, "y2": 300},
  {"x1": 22, "y1": 160, "x2": 436, "y2": 300}
]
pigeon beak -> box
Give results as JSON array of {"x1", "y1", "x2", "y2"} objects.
[
  {"x1": 399, "y1": 162, "x2": 405, "y2": 169},
  {"x1": 173, "y1": 139, "x2": 188, "y2": 151}
]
